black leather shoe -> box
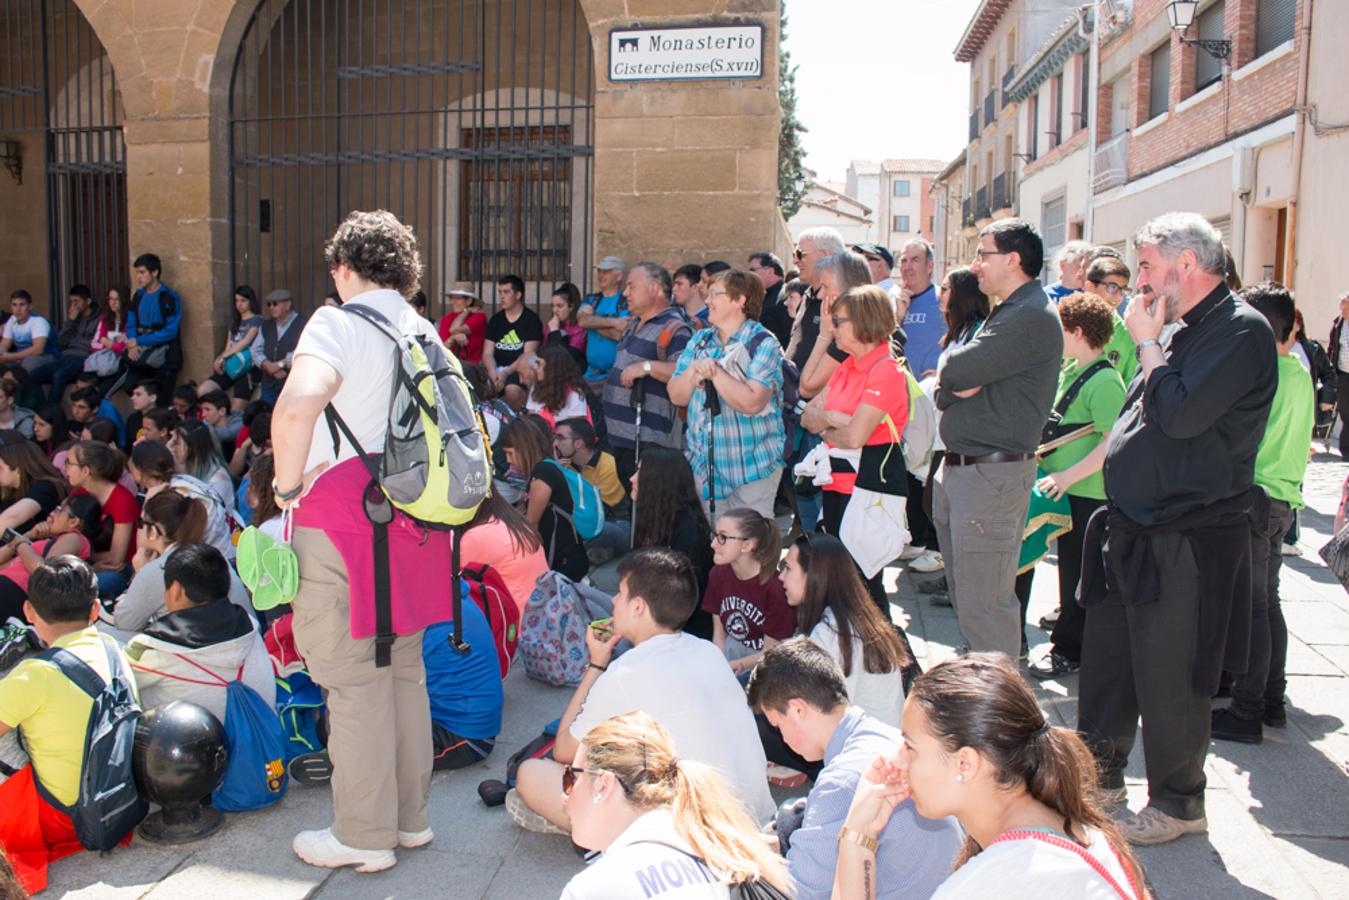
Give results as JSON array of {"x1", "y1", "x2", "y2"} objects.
[
  {"x1": 1211, "y1": 707, "x2": 1263, "y2": 744},
  {"x1": 1263, "y1": 702, "x2": 1287, "y2": 728}
]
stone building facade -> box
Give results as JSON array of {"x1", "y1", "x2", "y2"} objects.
[{"x1": 0, "y1": 0, "x2": 787, "y2": 380}]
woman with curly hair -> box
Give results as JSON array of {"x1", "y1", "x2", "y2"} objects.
[
  {"x1": 562, "y1": 711, "x2": 794, "y2": 900},
  {"x1": 524, "y1": 343, "x2": 592, "y2": 431},
  {"x1": 629, "y1": 446, "x2": 714, "y2": 638},
  {"x1": 835, "y1": 654, "x2": 1146, "y2": 899}
]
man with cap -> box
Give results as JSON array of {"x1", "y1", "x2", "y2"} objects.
[
  {"x1": 577, "y1": 256, "x2": 630, "y2": 385},
  {"x1": 855, "y1": 244, "x2": 899, "y2": 303},
  {"x1": 251, "y1": 288, "x2": 306, "y2": 405}
]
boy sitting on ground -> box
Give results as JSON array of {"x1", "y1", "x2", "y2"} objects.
[
  {"x1": 0, "y1": 556, "x2": 139, "y2": 892},
  {"x1": 125, "y1": 543, "x2": 274, "y2": 724},
  {"x1": 509, "y1": 548, "x2": 774, "y2": 833}
]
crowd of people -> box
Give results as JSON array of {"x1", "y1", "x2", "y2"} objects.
[{"x1": 0, "y1": 203, "x2": 1333, "y2": 900}]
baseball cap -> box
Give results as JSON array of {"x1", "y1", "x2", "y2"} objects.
[
  {"x1": 852, "y1": 244, "x2": 894, "y2": 270},
  {"x1": 595, "y1": 256, "x2": 626, "y2": 272}
]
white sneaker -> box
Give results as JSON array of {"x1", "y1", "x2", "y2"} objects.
[
  {"x1": 899, "y1": 545, "x2": 924, "y2": 561},
  {"x1": 506, "y1": 788, "x2": 568, "y2": 835},
  {"x1": 907, "y1": 550, "x2": 944, "y2": 573},
  {"x1": 398, "y1": 827, "x2": 433, "y2": 848},
  {"x1": 1118, "y1": 806, "x2": 1207, "y2": 845},
  {"x1": 293, "y1": 828, "x2": 396, "y2": 872},
  {"x1": 1281, "y1": 543, "x2": 1302, "y2": 557}
]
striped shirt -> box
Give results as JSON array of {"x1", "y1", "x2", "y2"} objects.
[
  {"x1": 602, "y1": 305, "x2": 693, "y2": 450},
  {"x1": 673, "y1": 319, "x2": 785, "y2": 501}
]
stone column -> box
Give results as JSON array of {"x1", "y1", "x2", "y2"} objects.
[{"x1": 582, "y1": 0, "x2": 782, "y2": 271}]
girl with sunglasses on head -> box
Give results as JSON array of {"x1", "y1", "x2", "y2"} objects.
[
  {"x1": 0, "y1": 493, "x2": 102, "y2": 623},
  {"x1": 101, "y1": 490, "x2": 254, "y2": 637},
  {"x1": 702, "y1": 508, "x2": 792, "y2": 678},
  {"x1": 63, "y1": 440, "x2": 138, "y2": 596},
  {"x1": 561, "y1": 711, "x2": 793, "y2": 900}
]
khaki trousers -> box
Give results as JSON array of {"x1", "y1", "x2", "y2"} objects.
[{"x1": 290, "y1": 526, "x2": 432, "y2": 850}]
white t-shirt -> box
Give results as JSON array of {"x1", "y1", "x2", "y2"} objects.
[
  {"x1": 808, "y1": 609, "x2": 903, "y2": 726},
  {"x1": 932, "y1": 829, "x2": 1138, "y2": 900},
  {"x1": 561, "y1": 811, "x2": 731, "y2": 900},
  {"x1": 525, "y1": 387, "x2": 589, "y2": 422},
  {"x1": 295, "y1": 289, "x2": 443, "y2": 477},
  {"x1": 2, "y1": 314, "x2": 51, "y2": 350},
  {"x1": 570, "y1": 632, "x2": 776, "y2": 823}
]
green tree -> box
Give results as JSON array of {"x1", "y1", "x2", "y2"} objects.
[{"x1": 778, "y1": 2, "x2": 808, "y2": 219}]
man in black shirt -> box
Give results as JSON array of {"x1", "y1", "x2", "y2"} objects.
[
  {"x1": 483, "y1": 274, "x2": 543, "y2": 410},
  {"x1": 1080, "y1": 212, "x2": 1277, "y2": 846},
  {"x1": 749, "y1": 251, "x2": 791, "y2": 349}
]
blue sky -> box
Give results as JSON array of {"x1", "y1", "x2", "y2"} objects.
[{"x1": 782, "y1": 0, "x2": 982, "y2": 182}]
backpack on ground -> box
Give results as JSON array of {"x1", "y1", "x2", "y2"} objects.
[
  {"x1": 212, "y1": 670, "x2": 289, "y2": 813},
  {"x1": 274, "y1": 670, "x2": 326, "y2": 764},
  {"x1": 461, "y1": 562, "x2": 520, "y2": 676},
  {"x1": 323, "y1": 303, "x2": 492, "y2": 668},
  {"x1": 30, "y1": 638, "x2": 148, "y2": 851},
  {"x1": 543, "y1": 459, "x2": 605, "y2": 542},
  {"x1": 519, "y1": 571, "x2": 610, "y2": 686}
]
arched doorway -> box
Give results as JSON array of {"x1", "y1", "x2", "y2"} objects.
[
  {"x1": 227, "y1": 0, "x2": 595, "y2": 315},
  {"x1": 0, "y1": 0, "x2": 128, "y2": 312}
]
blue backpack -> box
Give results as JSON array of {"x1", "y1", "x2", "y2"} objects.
[
  {"x1": 211, "y1": 668, "x2": 289, "y2": 813},
  {"x1": 275, "y1": 670, "x2": 325, "y2": 763},
  {"x1": 543, "y1": 459, "x2": 604, "y2": 542},
  {"x1": 30, "y1": 639, "x2": 148, "y2": 851}
]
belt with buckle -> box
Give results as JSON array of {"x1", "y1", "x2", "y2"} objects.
[{"x1": 944, "y1": 451, "x2": 1035, "y2": 467}]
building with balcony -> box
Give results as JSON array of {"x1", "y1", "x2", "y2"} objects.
[
  {"x1": 1090, "y1": 0, "x2": 1304, "y2": 283},
  {"x1": 929, "y1": 151, "x2": 970, "y2": 275},
  {"x1": 1005, "y1": 8, "x2": 1094, "y2": 281},
  {"x1": 954, "y1": 0, "x2": 1072, "y2": 239},
  {"x1": 846, "y1": 159, "x2": 944, "y2": 250}
]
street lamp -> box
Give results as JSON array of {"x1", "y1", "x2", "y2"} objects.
[{"x1": 1167, "y1": 0, "x2": 1231, "y2": 63}]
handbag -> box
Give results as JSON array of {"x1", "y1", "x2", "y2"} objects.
[
  {"x1": 224, "y1": 349, "x2": 253, "y2": 380},
  {"x1": 1040, "y1": 359, "x2": 1113, "y2": 452},
  {"x1": 855, "y1": 414, "x2": 908, "y2": 496},
  {"x1": 82, "y1": 348, "x2": 121, "y2": 376},
  {"x1": 1317, "y1": 524, "x2": 1349, "y2": 591}
]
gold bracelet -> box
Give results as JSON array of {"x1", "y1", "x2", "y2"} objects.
[{"x1": 838, "y1": 825, "x2": 878, "y2": 852}]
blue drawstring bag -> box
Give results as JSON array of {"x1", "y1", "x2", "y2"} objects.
[
  {"x1": 275, "y1": 670, "x2": 325, "y2": 763},
  {"x1": 213, "y1": 667, "x2": 289, "y2": 813}
]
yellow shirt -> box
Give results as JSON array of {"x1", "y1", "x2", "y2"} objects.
[
  {"x1": 581, "y1": 451, "x2": 626, "y2": 509},
  {"x1": 0, "y1": 626, "x2": 137, "y2": 806}
]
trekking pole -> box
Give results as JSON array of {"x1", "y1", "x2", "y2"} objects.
[
  {"x1": 629, "y1": 376, "x2": 648, "y2": 548},
  {"x1": 704, "y1": 380, "x2": 721, "y2": 518}
]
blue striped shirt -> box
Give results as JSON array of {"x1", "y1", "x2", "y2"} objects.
[
  {"x1": 602, "y1": 305, "x2": 693, "y2": 450},
  {"x1": 673, "y1": 319, "x2": 785, "y2": 501}
]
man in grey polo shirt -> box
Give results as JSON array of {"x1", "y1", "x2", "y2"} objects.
[{"x1": 933, "y1": 219, "x2": 1062, "y2": 659}]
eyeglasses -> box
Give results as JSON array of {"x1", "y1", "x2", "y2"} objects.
[
  {"x1": 712, "y1": 532, "x2": 749, "y2": 545},
  {"x1": 830, "y1": 316, "x2": 851, "y2": 329},
  {"x1": 562, "y1": 765, "x2": 632, "y2": 797},
  {"x1": 1090, "y1": 281, "x2": 1129, "y2": 296},
  {"x1": 973, "y1": 249, "x2": 1010, "y2": 260}
]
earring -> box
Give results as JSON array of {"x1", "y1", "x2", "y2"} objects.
[
  {"x1": 955, "y1": 773, "x2": 964, "y2": 782},
  {"x1": 592, "y1": 793, "x2": 602, "y2": 804}
]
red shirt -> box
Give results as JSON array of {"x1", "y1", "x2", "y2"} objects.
[
  {"x1": 73, "y1": 483, "x2": 141, "y2": 561},
  {"x1": 823, "y1": 344, "x2": 909, "y2": 494},
  {"x1": 700, "y1": 564, "x2": 795, "y2": 651},
  {"x1": 439, "y1": 310, "x2": 487, "y2": 365}
]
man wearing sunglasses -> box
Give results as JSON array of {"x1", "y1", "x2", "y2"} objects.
[
  {"x1": 251, "y1": 288, "x2": 305, "y2": 406},
  {"x1": 509, "y1": 548, "x2": 775, "y2": 835},
  {"x1": 933, "y1": 218, "x2": 1063, "y2": 661}
]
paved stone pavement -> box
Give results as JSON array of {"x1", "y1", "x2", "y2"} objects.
[{"x1": 44, "y1": 455, "x2": 1349, "y2": 898}]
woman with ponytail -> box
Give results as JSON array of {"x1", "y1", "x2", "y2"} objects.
[
  {"x1": 103, "y1": 490, "x2": 254, "y2": 636},
  {"x1": 835, "y1": 654, "x2": 1147, "y2": 899},
  {"x1": 562, "y1": 711, "x2": 794, "y2": 900},
  {"x1": 701, "y1": 508, "x2": 792, "y2": 676}
]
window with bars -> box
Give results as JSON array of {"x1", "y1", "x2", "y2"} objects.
[
  {"x1": 459, "y1": 125, "x2": 573, "y2": 282},
  {"x1": 1256, "y1": 0, "x2": 1295, "y2": 57},
  {"x1": 1195, "y1": 2, "x2": 1225, "y2": 91},
  {"x1": 1149, "y1": 42, "x2": 1171, "y2": 121}
]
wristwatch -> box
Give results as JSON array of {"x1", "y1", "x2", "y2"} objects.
[
  {"x1": 642, "y1": 360, "x2": 652, "y2": 375},
  {"x1": 838, "y1": 826, "x2": 878, "y2": 852},
  {"x1": 1135, "y1": 338, "x2": 1161, "y2": 361}
]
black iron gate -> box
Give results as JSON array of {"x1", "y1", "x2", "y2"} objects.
[
  {"x1": 0, "y1": 0, "x2": 128, "y2": 314},
  {"x1": 228, "y1": 0, "x2": 595, "y2": 316}
]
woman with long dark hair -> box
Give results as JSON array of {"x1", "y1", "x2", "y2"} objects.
[
  {"x1": 0, "y1": 438, "x2": 65, "y2": 534},
  {"x1": 835, "y1": 654, "x2": 1147, "y2": 899},
  {"x1": 32, "y1": 405, "x2": 75, "y2": 458},
  {"x1": 63, "y1": 439, "x2": 138, "y2": 595},
  {"x1": 459, "y1": 487, "x2": 548, "y2": 613},
  {"x1": 630, "y1": 446, "x2": 714, "y2": 637},
  {"x1": 524, "y1": 343, "x2": 592, "y2": 431},
  {"x1": 502, "y1": 416, "x2": 588, "y2": 581},
  {"x1": 169, "y1": 419, "x2": 235, "y2": 511},
  {"x1": 93, "y1": 284, "x2": 130, "y2": 353},
  {"x1": 545, "y1": 282, "x2": 587, "y2": 367},
  {"x1": 199, "y1": 285, "x2": 263, "y2": 409},
  {"x1": 939, "y1": 267, "x2": 991, "y2": 354},
  {"x1": 780, "y1": 533, "x2": 907, "y2": 724},
  {"x1": 0, "y1": 493, "x2": 101, "y2": 622},
  {"x1": 128, "y1": 439, "x2": 236, "y2": 561}
]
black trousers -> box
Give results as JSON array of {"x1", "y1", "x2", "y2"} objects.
[
  {"x1": 1337, "y1": 372, "x2": 1349, "y2": 457},
  {"x1": 1078, "y1": 531, "x2": 1209, "y2": 821},
  {"x1": 1050, "y1": 495, "x2": 1106, "y2": 663},
  {"x1": 1231, "y1": 499, "x2": 1296, "y2": 719},
  {"x1": 905, "y1": 473, "x2": 938, "y2": 550}
]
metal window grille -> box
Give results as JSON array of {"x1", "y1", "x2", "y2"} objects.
[
  {"x1": 227, "y1": 0, "x2": 595, "y2": 318},
  {"x1": 0, "y1": 0, "x2": 128, "y2": 314}
]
